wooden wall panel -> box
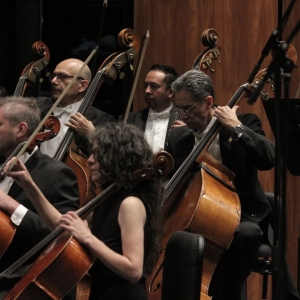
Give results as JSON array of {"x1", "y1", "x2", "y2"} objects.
[{"x1": 134, "y1": 0, "x2": 300, "y2": 299}]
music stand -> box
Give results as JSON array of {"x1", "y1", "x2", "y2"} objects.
[{"x1": 263, "y1": 98, "x2": 300, "y2": 176}]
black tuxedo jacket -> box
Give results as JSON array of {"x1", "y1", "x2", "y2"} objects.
[
  {"x1": 167, "y1": 113, "x2": 275, "y2": 222},
  {"x1": 126, "y1": 106, "x2": 177, "y2": 150},
  {"x1": 0, "y1": 149, "x2": 79, "y2": 275},
  {"x1": 36, "y1": 97, "x2": 115, "y2": 156}
]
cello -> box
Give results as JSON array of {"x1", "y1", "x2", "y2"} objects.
[
  {"x1": 53, "y1": 28, "x2": 139, "y2": 207},
  {"x1": 1, "y1": 151, "x2": 173, "y2": 300}
]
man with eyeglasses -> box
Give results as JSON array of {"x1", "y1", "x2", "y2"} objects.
[
  {"x1": 37, "y1": 58, "x2": 114, "y2": 157},
  {"x1": 166, "y1": 69, "x2": 278, "y2": 300},
  {"x1": 126, "y1": 64, "x2": 180, "y2": 154}
]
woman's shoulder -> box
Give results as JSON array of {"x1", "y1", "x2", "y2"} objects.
[{"x1": 121, "y1": 195, "x2": 145, "y2": 209}]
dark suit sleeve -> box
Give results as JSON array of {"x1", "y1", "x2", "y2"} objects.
[
  {"x1": 238, "y1": 114, "x2": 275, "y2": 170},
  {"x1": 125, "y1": 111, "x2": 137, "y2": 125},
  {"x1": 166, "y1": 125, "x2": 195, "y2": 177},
  {"x1": 14, "y1": 162, "x2": 79, "y2": 246}
]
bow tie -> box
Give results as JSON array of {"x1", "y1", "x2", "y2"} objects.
[
  {"x1": 53, "y1": 106, "x2": 72, "y2": 116},
  {"x1": 149, "y1": 111, "x2": 170, "y2": 121}
]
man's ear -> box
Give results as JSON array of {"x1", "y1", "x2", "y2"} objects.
[
  {"x1": 205, "y1": 96, "x2": 214, "y2": 109},
  {"x1": 78, "y1": 79, "x2": 89, "y2": 93},
  {"x1": 168, "y1": 88, "x2": 175, "y2": 99},
  {"x1": 16, "y1": 122, "x2": 28, "y2": 138}
]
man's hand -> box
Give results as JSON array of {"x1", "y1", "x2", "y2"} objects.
[
  {"x1": 213, "y1": 106, "x2": 241, "y2": 130},
  {"x1": 65, "y1": 112, "x2": 95, "y2": 137}
]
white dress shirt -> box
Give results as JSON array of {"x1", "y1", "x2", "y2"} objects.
[
  {"x1": 144, "y1": 105, "x2": 172, "y2": 154},
  {"x1": 40, "y1": 100, "x2": 83, "y2": 157},
  {"x1": 0, "y1": 146, "x2": 38, "y2": 225}
]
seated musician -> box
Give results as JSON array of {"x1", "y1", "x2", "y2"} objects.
[
  {"x1": 126, "y1": 64, "x2": 179, "y2": 153},
  {"x1": 37, "y1": 58, "x2": 115, "y2": 158},
  {"x1": 0, "y1": 96, "x2": 79, "y2": 298},
  {"x1": 167, "y1": 69, "x2": 275, "y2": 299},
  {"x1": 5, "y1": 122, "x2": 163, "y2": 300}
]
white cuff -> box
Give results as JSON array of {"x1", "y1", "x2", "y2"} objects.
[{"x1": 11, "y1": 205, "x2": 28, "y2": 226}]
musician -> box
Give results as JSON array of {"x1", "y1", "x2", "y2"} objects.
[
  {"x1": 6, "y1": 122, "x2": 163, "y2": 300},
  {"x1": 37, "y1": 58, "x2": 115, "y2": 157},
  {"x1": 167, "y1": 69, "x2": 275, "y2": 299},
  {"x1": 65, "y1": 64, "x2": 181, "y2": 152},
  {"x1": 126, "y1": 64, "x2": 179, "y2": 153},
  {"x1": 0, "y1": 96, "x2": 79, "y2": 298}
]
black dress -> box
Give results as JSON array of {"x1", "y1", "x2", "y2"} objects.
[{"x1": 88, "y1": 193, "x2": 148, "y2": 300}]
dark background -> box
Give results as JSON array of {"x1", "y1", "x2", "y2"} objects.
[{"x1": 0, "y1": 0, "x2": 134, "y2": 117}]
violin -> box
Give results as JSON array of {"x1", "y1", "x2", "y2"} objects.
[
  {"x1": 54, "y1": 28, "x2": 140, "y2": 207},
  {"x1": 13, "y1": 41, "x2": 50, "y2": 97},
  {"x1": 1, "y1": 151, "x2": 173, "y2": 300}
]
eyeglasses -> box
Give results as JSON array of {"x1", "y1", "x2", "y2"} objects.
[
  {"x1": 49, "y1": 73, "x2": 84, "y2": 82},
  {"x1": 174, "y1": 102, "x2": 199, "y2": 116}
]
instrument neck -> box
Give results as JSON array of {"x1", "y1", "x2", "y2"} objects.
[
  {"x1": 54, "y1": 67, "x2": 107, "y2": 160},
  {"x1": 13, "y1": 77, "x2": 27, "y2": 96}
]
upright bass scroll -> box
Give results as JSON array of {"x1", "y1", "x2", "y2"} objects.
[
  {"x1": 193, "y1": 28, "x2": 221, "y2": 73},
  {"x1": 14, "y1": 41, "x2": 50, "y2": 97}
]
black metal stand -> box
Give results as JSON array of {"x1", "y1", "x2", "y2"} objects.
[{"x1": 246, "y1": 1, "x2": 300, "y2": 298}]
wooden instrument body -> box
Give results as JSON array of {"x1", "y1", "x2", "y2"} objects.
[
  {"x1": 4, "y1": 231, "x2": 95, "y2": 300},
  {"x1": 148, "y1": 149, "x2": 241, "y2": 300},
  {"x1": 0, "y1": 211, "x2": 16, "y2": 259},
  {"x1": 64, "y1": 143, "x2": 94, "y2": 208}
]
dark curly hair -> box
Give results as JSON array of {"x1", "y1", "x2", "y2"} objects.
[{"x1": 89, "y1": 122, "x2": 163, "y2": 275}]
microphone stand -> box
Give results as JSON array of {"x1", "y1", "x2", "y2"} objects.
[
  {"x1": 246, "y1": 0, "x2": 297, "y2": 86},
  {"x1": 247, "y1": 13, "x2": 299, "y2": 300}
]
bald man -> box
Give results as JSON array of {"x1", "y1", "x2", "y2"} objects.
[{"x1": 37, "y1": 58, "x2": 115, "y2": 157}]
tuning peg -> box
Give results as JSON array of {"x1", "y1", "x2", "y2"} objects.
[{"x1": 203, "y1": 58, "x2": 215, "y2": 73}]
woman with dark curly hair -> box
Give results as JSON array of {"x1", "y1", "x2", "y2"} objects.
[{"x1": 4, "y1": 122, "x2": 163, "y2": 300}]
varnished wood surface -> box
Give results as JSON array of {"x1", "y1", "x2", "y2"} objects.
[{"x1": 134, "y1": 1, "x2": 300, "y2": 299}]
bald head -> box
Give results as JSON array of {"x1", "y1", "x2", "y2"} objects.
[
  {"x1": 50, "y1": 58, "x2": 92, "y2": 106},
  {"x1": 56, "y1": 58, "x2": 91, "y2": 82}
]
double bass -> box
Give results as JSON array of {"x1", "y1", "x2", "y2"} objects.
[
  {"x1": 13, "y1": 41, "x2": 50, "y2": 97},
  {"x1": 193, "y1": 28, "x2": 221, "y2": 73},
  {"x1": 0, "y1": 42, "x2": 57, "y2": 260},
  {"x1": 53, "y1": 28, "x2": 139, "y2": 207},
  {"x1": 147, "y1": 28, "x2": 268, "y2": 300}
]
